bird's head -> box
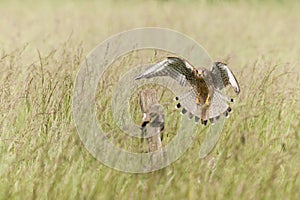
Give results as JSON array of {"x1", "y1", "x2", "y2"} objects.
[{"x1": 196, "y1": 69, "x2": 208, "y2": 78}]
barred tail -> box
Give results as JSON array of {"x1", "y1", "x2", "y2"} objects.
[{"x1": 208, "y1": 90, "x2": 232, "y2": 124}]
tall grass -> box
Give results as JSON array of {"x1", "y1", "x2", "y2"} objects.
[{"x1": 0, "y1": 0, "x2": 299, "y2": 199}]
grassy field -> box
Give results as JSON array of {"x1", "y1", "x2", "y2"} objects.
[{"x1": 1, "y1": 0, "x2": 300, "y2": 199}]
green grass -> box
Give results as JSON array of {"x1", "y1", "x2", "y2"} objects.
[{"x1": 1, "y1": 0, "x2": 300, "y2": 199}]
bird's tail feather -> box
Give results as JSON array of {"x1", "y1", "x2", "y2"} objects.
[
  {"x1": 208, "y1": 90, "x2": 232, "y2": 122},
  {"x1": 174, "y1": 89, "x2": 201, "y2": 123},
  {"x1": 174, "y1": 89, "x2": 232, "y2": 125}
]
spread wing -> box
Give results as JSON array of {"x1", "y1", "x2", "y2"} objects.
[
  {"x1": 211, "y1": 62, "x2": 240, "y2": 94},
  {"x1": 135, "y1": 57, "x2": 196, "y2": 87}
]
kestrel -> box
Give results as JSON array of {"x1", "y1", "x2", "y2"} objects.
[{"x1": 135, "y1": 57, "x2": 240, "y2": 125}]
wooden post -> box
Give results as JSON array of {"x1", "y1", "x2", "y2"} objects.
[{"x1": 139, "y1": 89, "x2": 164, "y2": 152}]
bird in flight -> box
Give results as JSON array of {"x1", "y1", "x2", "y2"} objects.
[{"x1": 135, "y1": 57, "x2": 240, "y2": 125}]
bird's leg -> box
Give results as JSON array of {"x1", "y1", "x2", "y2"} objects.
[
  {"x1": 196, "y1": 94, "x2": 211, "y2": 106},
  {"x1": 196, "y1": 97, "x2": 201, "y2": 105},
  {"x1": 205, "y1": 90, "x2": 213, "y2": 106},
  {"x1": 205, "y1": 94, "x2": 211, "y2": 106}
]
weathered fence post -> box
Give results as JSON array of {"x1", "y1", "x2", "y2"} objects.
[{"x1": 140, "y1": 89, "x2": 165, "y2": 168}]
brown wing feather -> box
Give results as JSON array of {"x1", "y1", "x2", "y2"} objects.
[
  {"x1": 211, "y1": 62, "x2": 240, "y2": 94},
  {"x1": 135, "y1": 57, "x2": 197, "y2": 87}
]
